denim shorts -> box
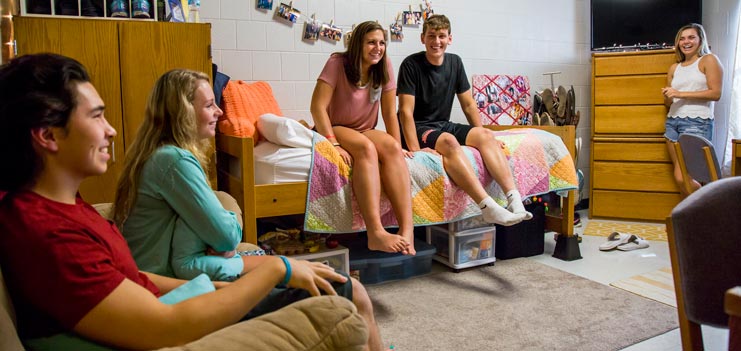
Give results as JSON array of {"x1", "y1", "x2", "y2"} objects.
[{"x1": 664, "y1": 117, "x2": 713, "y2": 142}]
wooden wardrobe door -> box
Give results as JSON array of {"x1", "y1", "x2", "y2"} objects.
[
  {"x1": 14, "y1": 17, "x2": 124, "y2": 204},
  {"x1": 118, "y1": 21, "x2": 214, "y2": 183},
  {"x1": 118, "y1": 21, "x2": 212, "y2": 150}
]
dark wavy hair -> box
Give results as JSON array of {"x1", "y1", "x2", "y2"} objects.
[
  {"x1": 339, "y1": 21, "x2": 389, "y2": 89},
  {"x1": 0, "y1": 53, "x2": 90, "y2": 191}
]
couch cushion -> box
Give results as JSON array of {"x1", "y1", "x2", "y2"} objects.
[
  {"x1": 213, "y1": 190, "x2": 243, "y2": 229},
  {"x1": 154, "y1": 295, "x2": 368, "y2": 351},
  {"x1": 91, "y1": 203, "x2": 113, "y2": 221},
  {"x1": 218, "y1": 81, "x2": 282, "y2": 139}
]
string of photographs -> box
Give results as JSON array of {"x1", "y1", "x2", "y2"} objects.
[{"x1": 256, "y1": 1, "x2": 434, "y2": 44}]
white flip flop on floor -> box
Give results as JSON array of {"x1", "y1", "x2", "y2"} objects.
[
  {"x1": 617, "y1": 235, "x2": 650, "y2": 251},
  {"x1": 598, "y1": 232, "x2": 634, "y2": 251}
]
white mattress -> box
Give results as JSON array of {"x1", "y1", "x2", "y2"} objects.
[{"x1": 253, "y1": 141, "x2": 311, "y2": 184}]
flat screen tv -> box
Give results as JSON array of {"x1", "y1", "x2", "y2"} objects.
[{"x1": 591, "y1": 0, "x2": 702, "y2": 51}]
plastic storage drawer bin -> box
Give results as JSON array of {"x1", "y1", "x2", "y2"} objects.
[
  {"x1": 427, "y1": 225, "x2": 496, "y2": 270},
  {"x1": 440, "y1": 215, "x2": 495, "y2": 232},
  {"x1": 347, "y1": 239, "x2": 436, "y2": 285},
  {"x1": 289, "y1": 246, "x2": 349, "y2": 273}
]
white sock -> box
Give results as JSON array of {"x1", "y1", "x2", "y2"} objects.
[
  {"x1": 506, "y1": 190, "x2": 533, "y2": 220},
  {"x1": 478, "y1": 197, "x2": 527, "y2": 226}
]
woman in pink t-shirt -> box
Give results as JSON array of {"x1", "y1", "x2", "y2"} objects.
[{"x1": 311, "y1": 21, "x2": 416, "y2": 255}]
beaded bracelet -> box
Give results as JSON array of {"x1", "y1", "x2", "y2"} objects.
[
  {"x1": 325, "y1": 134, "x2": 336, "y2": 139},
  {"x1": 277, "y1": 255, "x2": 291, "y2": 287}
]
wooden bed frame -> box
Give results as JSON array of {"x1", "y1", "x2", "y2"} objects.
[{"x1": 216, "y1": 125, "x2": 577, "y2": 256}]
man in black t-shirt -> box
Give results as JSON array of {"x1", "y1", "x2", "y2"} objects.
[{"x1": 397, "y1": 14, "x2": 532, "y2": 226}]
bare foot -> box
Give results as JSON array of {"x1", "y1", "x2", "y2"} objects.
[
  {"x1": 367, "y1": 230, "x2": 409, "y2": 253},
  {"x1": 398, "y1": 229, "x2": 416, "y2": 255}
]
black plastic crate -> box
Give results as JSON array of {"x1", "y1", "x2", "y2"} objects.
[{"x1": 494, "y1": 201, "x2": 545, "y2": 259}]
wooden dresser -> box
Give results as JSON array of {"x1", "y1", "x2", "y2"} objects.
[{"x1": 590, "y1": 50, "x2": 682, "y2": 221}]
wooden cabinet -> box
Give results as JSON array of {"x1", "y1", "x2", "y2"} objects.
[
  {"x1": 590, "y1": 50, "x2": 681, "y2": 221},
  {"x1": 13, "y1": 16, "x2": 211, "y2": 203}
]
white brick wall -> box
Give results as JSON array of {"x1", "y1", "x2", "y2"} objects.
[
  {"x1": 702, "y1": 0, "x2": 740, "y2": 167},
  {"x1": 201, "y1": 0, "x2": 738, "y2": 200}
]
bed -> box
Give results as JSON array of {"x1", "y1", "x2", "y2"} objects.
[
  {"x1": 215, "y1": 124, "x2": 578, "y2": 247},
  {"x1": 214, "y1": 79, "x2": 579, "y2": 260}
]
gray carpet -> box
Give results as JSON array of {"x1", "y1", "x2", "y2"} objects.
[{"x1": 367, "y1": 258, "x2": 678, "y2": 351}]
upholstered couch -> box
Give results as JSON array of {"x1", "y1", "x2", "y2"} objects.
[{"x1": 0, "y1": 192, "x2": 369, "y2": 351}]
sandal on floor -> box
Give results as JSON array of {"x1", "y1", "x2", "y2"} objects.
[
  {"x1": 598, "y1": 232, "x2": 633, "y2": 251},
  {"x1": 617, "y1": 235, "x2": 650, "y2": 251}
]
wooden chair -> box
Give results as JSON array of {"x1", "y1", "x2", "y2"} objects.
[
  {"x1": 726, "y1": 287, "x2": 741, "y2": 351},
  {"x1": 667, "y1": 177, "x2": 741, "y2": 350},
  {"x1": 673, "y1": 133, "x2": 721, "y2": 195}
]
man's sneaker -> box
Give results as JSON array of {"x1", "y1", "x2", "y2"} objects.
[
  {"x1": 80, "y1": 0, "x2": 101, "y2": 16},
  {"x1": 110, "y1": 0, "x2": 129, "y2": 17},
  {"x1": 58, "y1": 0, "x2": 79, "y2": 15},
  {"x1": 30, "y1": 0, "x2": 51, "y2": 14},
  {"x1": 132, "y1": 0, "x2": 151, "y2": 18}
]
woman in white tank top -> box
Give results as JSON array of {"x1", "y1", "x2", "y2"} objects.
[{"x1": 662, "y1": 23, "x2": 724, "y2": 196}]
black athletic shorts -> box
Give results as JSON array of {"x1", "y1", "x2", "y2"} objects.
[{"x1": 402, "y1": 121, "x2": 473, "y2": 150}]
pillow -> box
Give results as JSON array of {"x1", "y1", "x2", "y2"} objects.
[
  {"x1": 257, "y1": 113, "x2": 315, "y2": 149},
  {"x1": 218, "y1": 81, "x2": 282, "y2": 139},
  {"x1": 158, "y1": 273, "x2": 215, "y2": 305},
  {"x1": 176, "y1": 296, "x2": 368, "y2": 351}
]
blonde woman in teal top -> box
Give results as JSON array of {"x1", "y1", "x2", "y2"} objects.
[
  {"x1": 121, "y1": 145, "x2": 244, "y2": 280},
  {"x1": 113, "y1": 70, "x2": 258, "y2": 281}
]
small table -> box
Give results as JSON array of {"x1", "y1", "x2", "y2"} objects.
[{"x1": 733, "y1": 139, "x2": 740, "y2": 176}]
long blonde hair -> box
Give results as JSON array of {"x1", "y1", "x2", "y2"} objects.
[
  {"x1": 113, "y1": 69, "x2": 212, "y2": 225},
  {"x1": 674, "y1": 23, "x2": 711, "y2": 63}
]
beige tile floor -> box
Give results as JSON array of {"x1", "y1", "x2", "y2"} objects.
[{"x1": 526, "y1": 210, "x2": 729, "y2": 350}]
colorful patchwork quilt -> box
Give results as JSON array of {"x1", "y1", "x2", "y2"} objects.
[
  {"x1": 304, "y1": 128, "x2": 577, "y2": 233},
  {"x1": 472, "y1": 75, "x2": 532, "y2": 126}
]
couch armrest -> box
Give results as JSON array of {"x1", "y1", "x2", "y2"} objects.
[
  {"x1": 155, "y1": 295, "x2": 368, "y2": 351},
  {"x1": 0, "y1": 268, "x2": 24, "y2": 351}
]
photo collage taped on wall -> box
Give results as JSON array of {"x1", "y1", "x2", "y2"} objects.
[
  {"x1": 264, "y1": 1, "x2": 434, "y2": 46},
  {"x1": 275, "y1": 2, "x2": 300, "y2": 23},
  {"x1": 257, "y1": 0, "x2": 273, "y2": 10}
]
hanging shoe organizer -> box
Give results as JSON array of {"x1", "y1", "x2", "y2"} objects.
[
  {"x1": 532, "y1": 71, "x2": 580, "y2": 127},
  {"x1": 20, "y1": 0, "x2": 167, "y2": 20}
]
